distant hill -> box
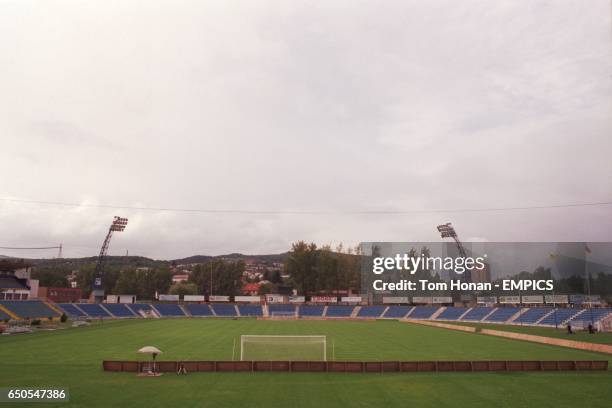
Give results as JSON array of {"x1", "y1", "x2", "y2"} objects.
[
  {"x1": 0, "y1": 252, "x2": 290, "y2": 270},
  {"x1": 175, "y1": 252, "x2": 289, "y2": 264}
]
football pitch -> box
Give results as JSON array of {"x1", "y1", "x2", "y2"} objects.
[{"x1": 1, "y1": 318, "x2": 611, "y2": 408}]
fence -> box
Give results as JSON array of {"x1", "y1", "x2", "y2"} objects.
[{"x1": 103, "y1": 360, "x2": 608, "y2": 373}]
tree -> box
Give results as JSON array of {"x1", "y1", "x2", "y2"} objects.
[
  {"x1": 258, "y1": 282, "x2": 277, "y2": 295},
  {"x1": 168, "y1": 282, "x2": 198, "y2": 296},
  {"x1": 285, "y1": 241, "x2": 318, "y2": 296},
  {"x1": 31, "y1": 266, "x2": 70, "y2": 288},
  {"x1": 189, "y1": 260, "x2": 245, "y2": 296},
  {"x1": 140, "y1": 267, "x2": 172, "y2": 299},
  {"x1": 112, "y1": 269, "x2": 140, "y2": 296}
]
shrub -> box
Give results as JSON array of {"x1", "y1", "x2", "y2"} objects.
[{"x1": 30, "y1": 319, "x2": 41, "y2": 326}]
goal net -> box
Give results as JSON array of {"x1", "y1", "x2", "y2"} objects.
[
  {"x1": 269, "y1": 311, "x2": 296, "y2": 319},
  {"x1": 240, "y1": 335, "x2": 327, "y2": 361}
]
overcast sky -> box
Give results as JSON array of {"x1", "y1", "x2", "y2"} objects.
[{"x1": 1, "y1": 1, "x2": 611, "y2": 259}]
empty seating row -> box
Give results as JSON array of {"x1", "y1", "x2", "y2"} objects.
[
  {"x1": 485, "y1": 307, "x2": 520, "y2": 323},
  {"x1": 538, "y1": 308, "x2": 581, "y2": 326},
  {"x1": 325, "y1": 306, "x2": 355, "y2": 317},
  {"x1": 462, "y1": 307, "x2": 493, "y2": 321},
  {"x1": 0, "y1": 308, "x2": 12, "y2": 320},
  {"x1": 0, "y1": 301, "x2": 60, "y2": 319},
  {"x1": 184, "y1": 303, "x2": 213, "y2": 316},
  {"x1": 571, "y1": 308, "x2": 612, "y2": 324},
  {"x1": 514, "y1": 307, "x2": 551, "y2": 324},
  {"x1": 436, "y1": 307, "x2": 467, "y2": 321},
  {"x1": 299, "y1": 305, "x2": 325, "y2": 317},
  {"x1": 383, "y1": 306, "x2": 413, "y2": 318},
  {"x1": 211, "y1": 304, "x2": 237, "y2": 316},
  {"x1": 237, "y1": 305, "x2": 263, "y2": 316},
  {"x1": 268, "y1": 304, "x2": 296, "y2": 315},
  {"x1": 103, "y1": 303, "x2": 136, "y2": 317},
  {"x1": 153, "y1": 304, "x2": 186, "y2": 317},
  {"x1": 357, "y1": 306, "x2": 387, "y2": 318},
  {"x1": 409, "y1": 306, "x2": 439, "y2": 319},
  {"x1": 128, "y1": 304, "x2": 153, "y2": 315},
  {"x1": 58, "y1": 303, "x2": 87, "y2": 318},
  {"x1": 78, "y1": 303, "x2": 110, "y2": 317}
]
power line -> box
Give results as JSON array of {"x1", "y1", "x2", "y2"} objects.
[
  {"x1": 0, "y1": 246, "x2": 60, "y2": 250},
  {"x1": 0, "y1": 197, "x2": 611, "y2": 215}
]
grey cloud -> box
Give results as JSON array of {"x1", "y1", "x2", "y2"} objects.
[{"x1": 0, "y1": 0, "x2": 610, "y2": 259}]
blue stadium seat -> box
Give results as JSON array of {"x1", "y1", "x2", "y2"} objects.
[
  {"x1": 77, "y1": 303, "x2": 111, "y2": 318},
  {"x1": 382, "y1": 306, "x2": 412, "y2": 318},
  {"x1": 298, "y1": 305, "x2": 325, "y2": 317},
  {"x1": 513, "y1": 308, "x2": 549, "y2": 324},
  {"x1": 357, "y1": 306, "x2": 387, "y2": 318},
  {"x1": 538, "y1": 308, "x2": 581, "y2": 326},
  {"x1": 103, "y1": 303, "x2": 136, "y2": 317},
  {"x1": 58, "y1": 303, "x2": 87, "y2": 318},
  {"x1": 0, "y1": 275, "x2": 28, "y2": 290},
  {"x1": 461, "y1": 307, "x2": 493, "y2": 321},
  {"x1": 408, "y1": 306, "x2": 440, "y2": 319},
  {"x1": 0, "y1": 308, "x2": 11, "y2": 320},
  {"x1": 127, "y1": 304, "x2": 153, "y2": 316},
  {"x1": 0, "y1": 300, "x2": 60, "y2": 319},
  {"x1": 325, "y1": 306, "x2": 355, "y2": 317},
  {"x1": 237, "y1": 304, "x2": 262, "y2": 316},
  {"x1": 436, "y1": 307, "x2": 467, "y2": 321},
  {"x1": 485, "y1": 307, "x2": 520, "y2": 323},
  {"x1": 571, "y1": 308, "x2": 612, "y2": 324},
  {"x1": 153, "y1": 304, "x2": 186, "y2": 317},
  {"x1": 269, "y1": 304, "x2": 296, "y2": 315},
  {"x1": 184, "y1": 303, "x2": 213, "y2": 316},
  {"x1": 211, "y1": 303, "x2": 237, "y2": 316}
]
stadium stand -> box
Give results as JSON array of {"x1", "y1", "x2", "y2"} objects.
[
  {"x1": 127, "y1": 304, "x2": 153, "y2": 316},
  {"x1": 58, "y1": 303, "x2": 87, "y2": 318},
  {"x1": 461, "y1": 307, "x2": 494, "y2": 321},
  {"x1": 237, "y1": 304, "x2": 263, "y2": 316},
  {"x1": 513, "y1": 307, "x2": 551, "y2": 324},
  {"x1": 103, "y1": 303, "x2": 136, "y2": 317},
  {"x1": 78, "y1": 303, "x2": 111, "y2": 318},
  {"x1": 538, "y1": 308, "x2": 581, "y2": 326},
  {"x1": 153, "y1": 303, "x2": 186, "y2": 317},
  {"x1": 298, "y1": 305, "x2": 325, "y2": 317},
  {"x1": 0, "y1": 300, "x2": 60, "y2": 319},
  {"x1": 436, "y1": 307, "x2": 467, "y2": 321},
  {"x1": 0, "y1": 274, "x2": 29, "y2": 290},
  {"x1": 485, "y1": 307, "x2": 521, "y2": 323},
  {"x1": 7, "y1": 300, "x2": 607, "y2": 330},
  {"x1": 382, "y1": 306, "x2": 413, "y2": 318},
  {"x1": 211, "y1": 303, "x2": 237, "y2": 316},
  {"x1": 184, "y1": 303, "x2": 213, "y2": 316},
  {"x1": 325, "y1": 305, "x2": 355, "y2": 317},
  {"x1": 357, "y1": 305, "x2": 387, "y2": 318},
  {"x1": 571, "y1": 308, "x2": 612, "y2": 324},
  {"x1": 0, "y1": 308, "x2": 12, "y2": 320},
  {"x1": 409, "y1": 306, "x2": 439, "y2": 319},
  {"x1": 268, "y1": 304, "x2": 296, "y2": 315}
]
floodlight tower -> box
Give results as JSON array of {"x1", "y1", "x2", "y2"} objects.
[
  {"x1": 90, "y1": 216, "x2": 128, "y2": 303},
  {"x1": 436, "y1": 222, "x2": 471, "y2": 283}
]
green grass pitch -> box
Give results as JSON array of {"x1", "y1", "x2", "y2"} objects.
[{"x1": 0, "y1": 318, "x2": 611, "y2": 408}]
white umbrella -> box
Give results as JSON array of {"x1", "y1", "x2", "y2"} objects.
[
  {"x1": 138, "y1": 346, "x2": 162, "y2": 374},
  {"x1": 138, "y1": 346, "x2": 162, "y2": 355}
]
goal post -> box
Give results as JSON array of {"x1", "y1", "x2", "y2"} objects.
[
  {"x1": 240, "y1": 335, "x2": 327, "y2": 361},
  {"x1": 270, "y1": 311, "x2": 296, "y2": 317}
]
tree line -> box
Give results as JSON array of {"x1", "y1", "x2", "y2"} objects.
[{"x1": 283, "y1": 241, "x2": 362, "y2": 296}]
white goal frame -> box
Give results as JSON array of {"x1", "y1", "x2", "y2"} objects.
[
  {"x1": 269, "y1": 311, "x2": 297, "y2": 320},
  {"x1": 240, "y1": 335, "x2": 327, "y2": 361}
]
